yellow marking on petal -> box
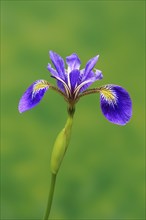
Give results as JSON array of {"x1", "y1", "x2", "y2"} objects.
[
  {"x1": 32, "y1": 80, "x2": 49, "y2": 98},
  {"x1": 33, "y1": 80, "x2": 48, "y2": 92},
  {"x1": 100, "y1": 85, "x2": 117, "y2": 105}
]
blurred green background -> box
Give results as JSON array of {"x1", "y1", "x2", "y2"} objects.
[{"x1": 1, "y1": 1, "x2": 145, "y2": 219}]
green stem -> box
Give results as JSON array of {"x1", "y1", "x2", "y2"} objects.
[
  {"x1": 43, "y1": 106, "x2": 75, "y2": 220},
  {"x1": 43, "y1": 173, "x2": 56, "y2": 220}
]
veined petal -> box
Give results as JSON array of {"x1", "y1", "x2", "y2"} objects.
[
  {"x1": 69, "y1": 69, "x2": 80, "y2": 92},
  {"x1": 75, "y1": 70, "x2": 103, "y2": 95},
  {"x1": 74, "y1": 75, "x2": 96, "y2": 98},
  {"x1": 47, "y1": 63, "x2": 69, "y2": 93},
  {"x1": 18, "y1": 80, "x2": 49, "y2": 113},
  {"x1": 66, "y1": 53, "x2": 81, "y2": 73},
  {"x1": 76, "y1": 80, "x2": 93, "y2": 94},
  {"x1": 95, "y1": 69, "x2": 103, "y2": 80},
  {"x1": 49, "y1": 51, "x2": 65, "y2": 80},
  {"x1": 51, "y1": 74, "x2": 71, "y2": 97},
  {"x1": 56, "y1": 80, "x2": 65, "y2": 92},
  {"x1": 47, "y1": 63, "x2": 59, "y2": 78},
  {"x1": 100, "y1": 85, "x2": 132, "y2": 125},
  {"x1": 84, "y1": 55, "x2": 99, "y2": 79}
]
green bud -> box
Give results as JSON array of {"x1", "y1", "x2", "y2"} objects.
[{"x1": 51, "y1": 114, "x2": 74, "y2": 174}]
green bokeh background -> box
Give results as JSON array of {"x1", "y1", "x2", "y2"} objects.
[{"x1": 1, "y1": 1, "x2": 145, "y2": 219}]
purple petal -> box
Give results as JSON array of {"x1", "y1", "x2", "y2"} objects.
[
  {"x1": 47, "y1": 63, "x2": 59, "y2": 78},
  {"x1": 74, "y1": 74, "x2": 97, "y2": 96},
  {"x1": 49, "y1": 51, "x2": 65, "y2": 80},
  {"x1": 69, "y1": 69, "x2": 80, "y2": 91},
  {"x1": 84, "y1": 55, "x2": 99, "y2": 79},
  {"x1": 57, "y1": 80, "x2": 65, "y2": 92},
  {"x1": 77, "y1": 70, "x2": 103, "y2": 93},
  {"x1": 18, "y1": 80, "x2": 49, "y2": 113},
  {"x1": 100, "y1": 85, "x2": 132, "y2": 125},
  {"x1": 78, "y1": 81, "x2": 93, "y2": 93},
  {"x1": 47, "y1": 64, "x2": 68, "y2": 94},
  {"x1": 66, "y1": 53, "x2": 81, "y2": 72},
  {"x1": 94, "y1": 69, "x2": 103, "y2": 80}
]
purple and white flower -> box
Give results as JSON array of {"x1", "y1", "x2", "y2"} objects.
[{"x1": 18, "y1": 51, "x2": 132, "y2": 125}]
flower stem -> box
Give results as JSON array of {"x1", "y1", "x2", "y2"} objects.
[
  {"x1": 43, "y1": 173, "x2": 56, "y2": 220},
  {"x1": 43, "y1": 106, "x2": 75, "y2": 220}
]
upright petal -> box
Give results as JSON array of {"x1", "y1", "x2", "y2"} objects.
[
  {"x1": 47, "y1": 63, "x2": 59, "y2": 78},
  {"x1": 69, "y1": 69, "x2": 80, "y2": 92},
  {"x1": 74, "y1": 73, "x2": 97, "y2": 97},
  {"x1": 57, "y1": 80, "x2": 66, "y2": 93},
  {"x1": 75, "y1": 70, "x2": 103, "y2": 94},
  {"x1": 47, "y1": 63, "x2": 69, "y2": 93},
  {"x1": 94, "y1": 69, "x2": 103, "y2": 80},
  {"x1": 100, "y1": 85, "x2": 132, "y2": 125},
  {"x1": 84, "y1": 55, "x2": 99, "y2": 79},
  {"x1": 66, "y1": 53, "x2": 81, "y2": 73},
  {"x1": 18, "y1": 80, "x2": 49, "y2": 113},
  {"x1": 49, "y1": 51, "x2": 65, "y2": 80}
]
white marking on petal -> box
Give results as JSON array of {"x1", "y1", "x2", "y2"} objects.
[
  {"x1": 67, "y1": 70, "x2": 71, "y2": 90},
  {"x1": 74, "y1": 79, "x2": 92, "y2": 99},
  {"x1": 53, "y1": 74, "x2": 71, "y2": 98}
]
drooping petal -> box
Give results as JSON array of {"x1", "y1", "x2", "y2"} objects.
[
  {"x1": 49, "y1": 51, "x2": 65, "y2": 80},
  {"x1": 84, "y1": 55, "x2": 99, "y2": 79},
  {"x1": 18, "y1": 80, "x2": 49, "y2": 113},
  {"x1": 100, "y1": 85, "x2": 132, "y2": 125},
  {"x1": 69, "y1": 69, "x2": 80, "y2": 92},
  {"x1": 66, "y1": 53, "x2": 81, "y2": 73}
]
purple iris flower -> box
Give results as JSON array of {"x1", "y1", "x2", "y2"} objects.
[{"x1": 18, "y1": 51, "x2": 132, "y2": 125}]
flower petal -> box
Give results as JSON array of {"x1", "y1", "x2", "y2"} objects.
[
  {"x1": 100, "y1": 85, "x2": 132, "y2": 125},
  {"x1": 18, "y1": 80, "x2": 49, "y2": 113},
  {"x1": 69, "y1": 69, "x2": 80, "y2": 92},
  {"x1": 76, "y1": 70, "x2": 103, "y2": 94},
  {"x1": 47, "y1": 63, "x2": 59, "y2": 78},
  {"x1": 84, "y1": 55, "x2": 99, "y2": 79},
  {"x1": 57, "y1": 80, "x2": 66, "y2": 92},
  {"x1": 49, "y1": 51, "x2": 65, "y2": 80},
  {"x1": 50, "y1": 73, "x2": 70, "y2": 97},
  {"x1": 74, "y1": 74, "x2": 97, "y2": 97},
  {"x1": 66, "y1": 53, "x2": 81, "y2": 73},
  {"x1": 94, "y1": 69, "x2": 103, "y2": 80},
  {"x1": 47, "y1": 63, "x2": 69, "y2": 93}
]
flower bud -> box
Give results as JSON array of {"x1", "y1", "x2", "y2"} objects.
[{"x1": 51, "y1": 115, "x2": 73, "y2": 174}]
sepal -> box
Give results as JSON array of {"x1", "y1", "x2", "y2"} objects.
[
  {"x1": 100, "y1": 85, "x2": 132, "y2": 125},
  {"x1": 18, "y1": 80, "x2": 49, "y2": 113}
]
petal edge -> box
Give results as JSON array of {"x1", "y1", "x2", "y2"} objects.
[
  {"x1": 18, "y1": 80, "x2": 49, "y2": 113},
  {"x1": 100, "y1": 85, "x2": 132, "y2": 125}
]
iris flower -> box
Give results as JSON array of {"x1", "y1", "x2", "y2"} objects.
[
  {"x1": 18, "y1": 51, "x2": 132, "y2": 219},
  {"x1": 18, "y1": 51, "x2": 132, "y2": 125}
]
